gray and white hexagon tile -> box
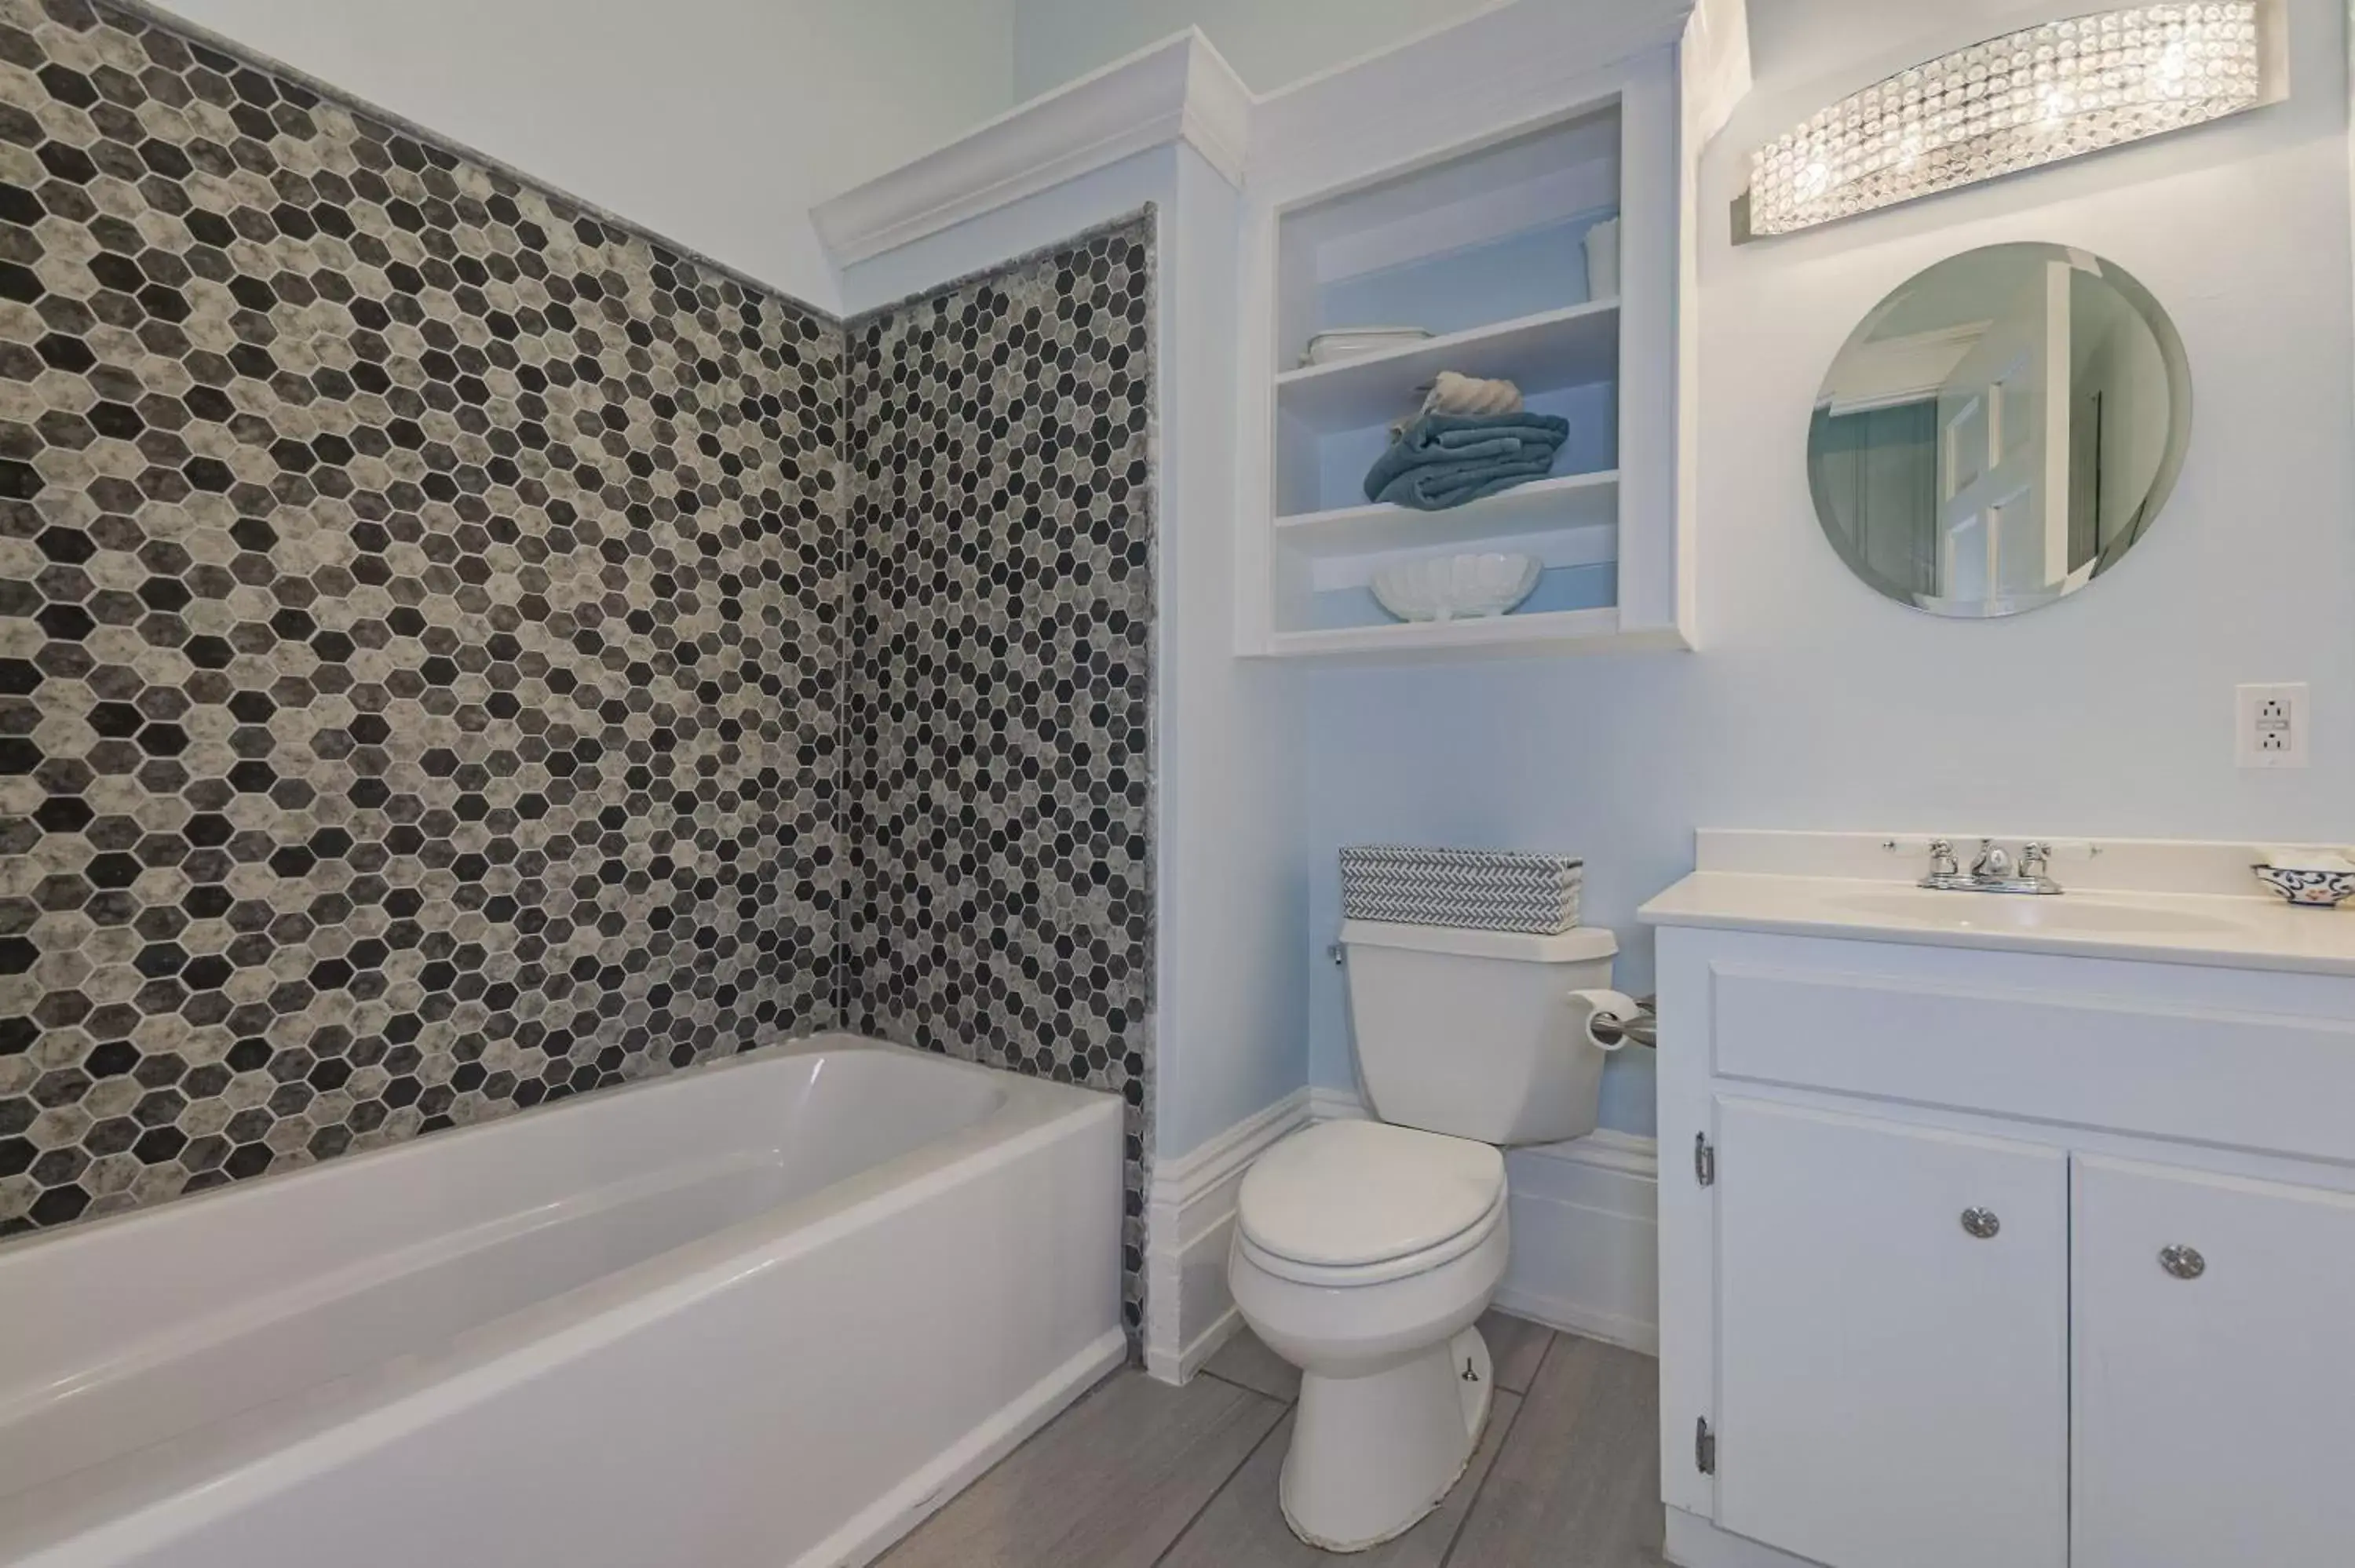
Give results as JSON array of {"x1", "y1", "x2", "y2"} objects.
[
  {"x1": 843, "y1": 218, "x2": 1156, "y2": 1338},
  {"x1": 0, "y1": 0, "x2": 849, "y2": 1235}
]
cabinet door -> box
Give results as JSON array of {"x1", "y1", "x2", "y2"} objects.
[
  {"x1": 2074, "y1": 1156, "x2": 2355, "y2": 1567},
  {"x1": 1714, "y1": 1099, "x2": 2068, "y2": 1568}
]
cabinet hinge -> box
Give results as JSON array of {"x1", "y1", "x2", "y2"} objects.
[
  {"x1": 1696, "y1": 1416, "x2": 1716, "y2": 1475},
  {"x1": 1693, "y1": 1132, "x2": 1715, "y2": 1187}
]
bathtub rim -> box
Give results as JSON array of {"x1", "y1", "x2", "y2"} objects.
[{"x1": 0, "y1": 1031, "x2": 1102, "y2": 1271}]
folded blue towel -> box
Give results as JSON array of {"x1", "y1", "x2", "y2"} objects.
[
  {"x1": 1364, "y1": 411, "x2": 1570, "y2": 510},
  {"x1": 1375, "y1": 456, "x2": 1562, "y2": 510}
]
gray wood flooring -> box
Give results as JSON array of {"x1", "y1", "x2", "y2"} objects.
[{"x1": 877, "y1": 1313, "x2": 1666, "y2": 1568}]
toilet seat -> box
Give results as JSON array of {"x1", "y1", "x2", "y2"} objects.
[
  {"x1": 1238, "y1": 1121, "x2": 1506, "y2": 1285},
  {"x1": 1236, "y1": 1197, "x2": 1504, "y2": 1286}
]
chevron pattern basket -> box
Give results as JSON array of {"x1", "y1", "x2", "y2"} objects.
[{"x1": 1340, "y1": 844, "x2": 1584, "y2": 934}]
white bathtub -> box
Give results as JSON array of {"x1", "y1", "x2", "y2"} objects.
[{"x1": 0, "y1": 1034, "x2": 1124, "y2": 1568}]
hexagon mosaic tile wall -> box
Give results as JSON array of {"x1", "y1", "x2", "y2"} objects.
[
  {"x1": 845, "y1": 217, "x2": 1156, "y2": 1338},
  {"x1": 0, "y1": 0, "x2": 1161, "y2": 1344},
  {"x1": 0, "y1": 0, "x2": 849, "y2": 1237}
]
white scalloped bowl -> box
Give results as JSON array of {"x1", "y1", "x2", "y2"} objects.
[{"x1": 1371, "y1": 553, "x2": 1541, "y2": 622}]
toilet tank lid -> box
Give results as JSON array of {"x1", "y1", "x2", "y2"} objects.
[{"x1": 1340, "y1": 920, "x2": 1617, "y2": 964}]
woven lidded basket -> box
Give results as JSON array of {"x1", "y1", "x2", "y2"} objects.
[{"x1": 1339, "y1": 844, "x2": 1583, "y2": 935}]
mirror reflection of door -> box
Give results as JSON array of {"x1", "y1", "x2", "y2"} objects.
[
  {"x1": 1808, "y1": 244, "x2": 2190, "y2": 618},
  {"x1": 1934, "y1": 260, "x2": 2069, "y2": 608},
  {"x1": 2068, "y1": 268, "x2": 2175, "y2": 572}
]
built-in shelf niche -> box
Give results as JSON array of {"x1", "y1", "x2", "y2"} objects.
[
  {"x1": 1243, "y1": 74, "x2": 1686, "y2": 659},
  {"x1": 1272, "y1": 108, "x2": 1620, "y2": 526},
  {"x1": 1274, "y1": 105, "x2": 1621, "y2": 369}
]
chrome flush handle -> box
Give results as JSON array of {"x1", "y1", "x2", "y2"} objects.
[
  {"x1": 1960, "y1": 1207, "x2": 2001, "y2": 1239},
  {"x1": 2159, "y1": 1244, "x2": 2206, "y2": 1280}
]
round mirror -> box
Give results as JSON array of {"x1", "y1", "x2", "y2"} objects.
[{"x1": 1808, "y1": 243, "x2": 2190, "y2": 618}]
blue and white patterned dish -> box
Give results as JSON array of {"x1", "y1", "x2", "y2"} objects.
[{"x1": 2251, "y1": 865, "x2": 2355, "y2": 907}]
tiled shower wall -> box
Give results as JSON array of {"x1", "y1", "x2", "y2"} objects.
[
  {"x1": 845, "y1": 219, "x2": 1156, "y2": 1338},
  {"x1": 0, "y1": 0, "x2": 845, "y2": 1235},
  {"x1": 0, "y1": 0, "x2": 1156, "y2": 1338}
]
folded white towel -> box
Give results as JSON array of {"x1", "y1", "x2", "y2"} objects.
[{"x1": 1422, "y1": 370, "x2": 1522, "y2": 418}]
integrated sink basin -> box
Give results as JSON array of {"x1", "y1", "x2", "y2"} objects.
[
  {"x1": 1641, "y1": 833, "x2": 2355, "y2": 979},
  {"x1": 1824, "y1": 888, "x2": 2251, "y2": 937}
]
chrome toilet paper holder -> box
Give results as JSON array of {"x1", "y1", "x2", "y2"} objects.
[{"x1": 1585, "y1": 994, "x2": 1657, "y2": 1050}]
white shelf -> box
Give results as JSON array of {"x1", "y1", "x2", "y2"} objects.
[
  {"x1": 1258, "y1": 607, "x2": 1689, "y2": 661},
  {"x1": 1276, "y1": 299, "x2": 1619, "y2": 432},
  {"x1": 1274, "y1": 470, "x2": 1619, "y2": 557},
  {"x1": 1237, "y1": 46, "x2": 1691, "y2": 661}
]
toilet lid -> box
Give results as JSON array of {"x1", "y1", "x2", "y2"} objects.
[{"x1": 1237, "y1": 1121, "x2": 1505, "y2": 1269}]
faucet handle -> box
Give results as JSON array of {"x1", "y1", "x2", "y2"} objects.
[
  {"x1": 2020, "y1": 841, "x2": 2053, "y2": 877},
  {"x1": 1927, "y1": 838, "x2": 1959, "y2": 877}
]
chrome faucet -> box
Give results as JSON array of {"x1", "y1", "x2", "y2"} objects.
[
  {"x1": 1921, "y1": 838, "x2": 2062, "y2": 895},
  {"x1": 1926, "y1": 838, "x2": 1960, "y2": 880}
]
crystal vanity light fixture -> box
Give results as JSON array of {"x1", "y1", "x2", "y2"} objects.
[{"x1": 1739, "y1": 2, "x2": 2278, "y2": 239}]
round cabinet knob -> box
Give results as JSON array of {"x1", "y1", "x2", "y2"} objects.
[
  {"x1": 1960, "y1": 1207, "x2": 2001, "y2": 1239},
  {"x1": 2159, "y1": 1244, "x2": 2207, "y2": 1280}
]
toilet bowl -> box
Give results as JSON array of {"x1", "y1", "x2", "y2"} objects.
[
  {"x1": 1229, "y1": 919, "x2": 1621, "y2": 1550},
  {"x1": 1229, "y1": 1119, "x2": 1509, "y2": 1552}
]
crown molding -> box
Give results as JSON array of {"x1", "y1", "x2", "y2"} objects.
[
  {"x1": 1243, "y1": 0, "x2": 1694, "y2": 198},
  {"x1": 812, "y1": 30, "x2": 1251, "y2": 269}
]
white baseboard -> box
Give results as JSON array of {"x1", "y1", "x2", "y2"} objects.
[
  {"x1": 1143, "y1": 1088, "x2": 1312, "y2": 1384},
  {"x1": 1492, "y1": 1282, "x2": 1658, "y2": 1357},
  {"x1": 1491, "y1": 1125, "x2": 1659, "y2": 1355},
  {"x1": 1150, "y1": 1303, "x2": 1243, "y2": 1386},
  {"x1": 1309, "y1": 1088, "x2": 1659, "y2": 1355},
  {"x1": 1663, "y1": 1508, "x2": 1828, "y2": 1568}
]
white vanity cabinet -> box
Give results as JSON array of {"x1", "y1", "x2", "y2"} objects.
[
  {"x1": 1648, "y1": 916, "x2": 2355, "y2": 1568},
  {"x1": 1714, "y1": 1100, "x2": 2068, "y2": 1568},
  {"x1": 2071, "y1": 1157, "x2": 2355, "y2": 1568}
]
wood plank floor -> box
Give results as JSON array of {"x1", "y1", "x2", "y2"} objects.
[{"x1": 876, "y1": 1313, "x2": 1666, "y2": 1568}]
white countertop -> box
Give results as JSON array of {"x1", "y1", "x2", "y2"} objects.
[{"x1": 1638, "y1": 831, "x2": 2355, "y2": 978}]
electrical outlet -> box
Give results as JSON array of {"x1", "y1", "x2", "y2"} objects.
[{"x1": 2236, "y1": 683, "x2": 2309, "y2": 769}]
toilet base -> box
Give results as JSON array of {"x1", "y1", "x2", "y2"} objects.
[{"x1": 1280, "y1": 1326, "x2": 1494, "y2": 1552}]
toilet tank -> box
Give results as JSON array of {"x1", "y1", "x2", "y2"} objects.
[{"x1": 1342, "y1": 920, "x2": 1620, "y2": 1145}]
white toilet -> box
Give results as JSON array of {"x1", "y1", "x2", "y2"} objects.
[{"x1": 1229, "y1": 919, "x2": 1623, "y2": 1552}]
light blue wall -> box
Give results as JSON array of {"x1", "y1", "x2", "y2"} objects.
[
  {"x1": 1299, "y1": 667, "x2": 1673, "y2": 1129},
  {"x1": 1012, "y1": 0, "x2": 1500, "y2": 98},
  {"x1": 1305, "y1": 0, "x2": 2355, "y2": 1133}
]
